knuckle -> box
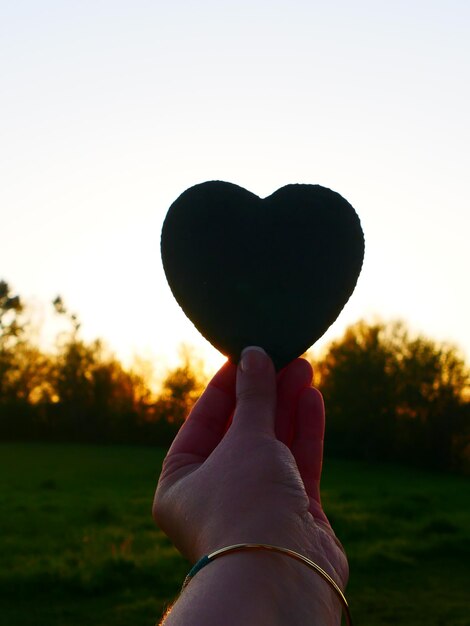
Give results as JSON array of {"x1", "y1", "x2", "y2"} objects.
[{"x1": 237, "y1": 385, "x2": 274, "y2": 408}]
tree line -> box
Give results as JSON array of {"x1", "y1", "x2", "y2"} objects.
[
  {"x1": 0, "y1": 281, "x2": 206, "y2": 447},
  {"x1": 1, "y1": 280, "x2": 469, "y2": 473}
]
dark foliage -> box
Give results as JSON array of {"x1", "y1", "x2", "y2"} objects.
[{"x1": 316, "y1": 320, "x2": 469, "y2": 473}]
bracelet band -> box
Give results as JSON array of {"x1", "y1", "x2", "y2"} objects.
[{"x1": 182, "y1": 543, "x2": 353, "y2": 626}]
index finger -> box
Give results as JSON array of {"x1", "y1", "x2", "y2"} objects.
[{"x1": 167, "y1": 361, "x2": 237, "y2": 460}]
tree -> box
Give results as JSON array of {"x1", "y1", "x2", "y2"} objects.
[
  {"x1": 394, "y1": 333, "x2": 469, "y2": 470},
  {"x1": 0, "y1": 280, "x2": 23, "y2": 342},
  {"x1": 0, "y1": 280, "x2": 24, "y2": 400},
  {"x1": 52, "y1": 297, "x2": 94, "y2": 407},
  {"x1": 50, "y1": 296, "x2": 155, "y2": 441},
  {"x1": 316, "y1": 320, "x2": 469, "y2": 470},
  {"x1": 157, "y1": 346, "x2": 207, "y2": 425},
  {"x1": 316, "y1": 320, "x2": 398, "y2": 460},
  {"x1": 137, "y1": 346, "x2": 209, "y2": 446}
]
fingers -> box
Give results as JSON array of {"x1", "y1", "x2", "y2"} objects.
[
  {"x1": 291, "y1": 386, "x2": 326, "y2": 518},
  {"x1": 232, "y1": 347, "x2": 277, "y2": 434},
  {"x1": 275, "y1": 358, "x2": 313, "y2": 445},
  {"x1": 167, "y1": 360, "x2": 237, "y2": 459}
]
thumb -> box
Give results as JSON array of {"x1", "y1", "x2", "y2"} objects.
[{"x1": 232, "y1": 346, "x2": 277, "y2": 434}]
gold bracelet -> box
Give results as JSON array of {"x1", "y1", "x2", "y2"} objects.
[{"x1": 182, "y1": 543, "x2": 353, "y2": 626}]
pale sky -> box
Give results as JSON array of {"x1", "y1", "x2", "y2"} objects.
[{"x1": 1, "y1": 1, "x2": 469, "y2": 374}]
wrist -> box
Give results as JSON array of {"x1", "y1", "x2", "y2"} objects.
[
  {"x1": 194, "y1": 513, "x2": 345, "y2": 590},
  {"x1": 166, "y1": 549, "x2": 342, "y2": 626}
]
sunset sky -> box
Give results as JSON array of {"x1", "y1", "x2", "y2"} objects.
[{"x1": 1, "y1": 1, "x2": 469, "y2": 374}]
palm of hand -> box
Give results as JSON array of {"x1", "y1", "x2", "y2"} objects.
[{"x1": 153, "y1": 357, "x2": 348, "y2": 590}]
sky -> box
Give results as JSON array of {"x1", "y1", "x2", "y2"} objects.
[{"x1": 1, "y1": 1, "x2": 469, "y2": 375}]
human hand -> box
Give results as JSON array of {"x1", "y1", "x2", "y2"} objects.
[{"x1": 153, "y1": 347, "x2": 348, "y2": 594}]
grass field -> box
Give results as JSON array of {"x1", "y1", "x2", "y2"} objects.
[{"x1": 0, "y1": 443, "x2": 469, "y2": 626}]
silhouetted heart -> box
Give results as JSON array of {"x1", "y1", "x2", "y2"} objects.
[{"x1": 161, "y1": 181, "x2": 364, "y2": 370}]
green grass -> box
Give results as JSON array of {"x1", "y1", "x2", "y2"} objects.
[{"x1": 0, "y1": 443, "x2": 469, "y2": 626}]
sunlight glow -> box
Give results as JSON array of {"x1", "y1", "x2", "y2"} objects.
[{"x1": 1, "y1": 1, "x2": 469, "y2": 366}]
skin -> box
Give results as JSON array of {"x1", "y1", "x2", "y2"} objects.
[{"x1": 153, "y1": 347, "x2": 349, "y2": 625}]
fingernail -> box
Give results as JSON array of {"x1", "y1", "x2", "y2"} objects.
[{"x1": 240, "y1": 346, "x2": 269, "y2": 372}]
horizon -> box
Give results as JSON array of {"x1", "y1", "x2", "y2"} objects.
[{"x1": 4, "y1": 279, "x2": 469, "y2": 385}]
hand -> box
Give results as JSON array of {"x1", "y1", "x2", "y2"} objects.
[{"x1": 153, "y1": 347, "x2": 348, "y2": 593}]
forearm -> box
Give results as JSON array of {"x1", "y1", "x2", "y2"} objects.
[{"x1": 161, "y1": 552, "x2": 341, "y2": 626}]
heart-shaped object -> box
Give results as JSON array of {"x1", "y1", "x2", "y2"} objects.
[{"x1": 161, "y1": 181, "x2": 364, "y2": 370}]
